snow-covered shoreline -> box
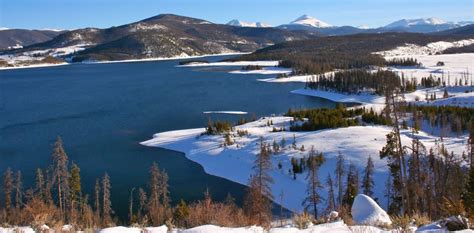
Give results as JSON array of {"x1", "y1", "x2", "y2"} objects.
[
  {"x1": 0, "y1": 62, "x2": 69, "y2": 71},
  {"x1": 178, "y1": 60, "x2": 280, "y2": 67},
  {"x1": 0, "y1": 52, "x2": 250, "y2": 71},
  {"x1": 141, "y1": 116, "x2": 467, "y2": 213}
]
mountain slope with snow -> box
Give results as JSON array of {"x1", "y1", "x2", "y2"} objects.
[
  {"x1": 381, "y1": 17, "x2": 470, "y2": 33},
  {"x1": 227, "y1": 19, "x2": 271, "y2": 28},
  {"x1": 385, "y1": 17, "x2": 447, "y2": 28},
  {"x1": 289, "y1": 15, "x2": 332, "y2": 28}
]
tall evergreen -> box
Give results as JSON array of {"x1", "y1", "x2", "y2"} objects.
[
  {"x1": 361, "y1": 156, "x2": 375, "y2": 197},
  {"x1": 302, "y1": 147, "x2": 325, "y2": 218},
  {"x1": 137, "y1": 187, "x2": 147, "y2": 220},
  {"x1": 335, "y1": 152, "x2": 345, "y2": 208},
  {"x1": 343, "y1": 163, "x2": 359, "y2": 207},
  {"x1": 380, "y1": 131, "x2": 403, "y2": 214},
  {"x1": 3, "y1": 167, "x2": 13, "y2": 220},
  {"x1": 244, "y1": 140, "x2": 273, "y2": 225},
  {"x1": 51, "y1": 136, "x2": 69, "y2": 218},
  {"x1": 102, "y1": 173, "x2": 112, "y2": 225},
  {"x1": 94, "y1": 179, "x2": 101, "y2": 220},
  {"x1": 148, "y1": 162, "x2": 170, "y2": 225},
  {"x1": 69, "y1": 162, "x2": 82, "y2": 221},
  {"x1": 14, "y1": 170, "x2": 23, "y2": 210},
  {"x1": 326, "y1": 174, "x2": 336, "y2": 213},
  {"x1": 35, "y1": 168, "x2": 46, "y2": 201}
]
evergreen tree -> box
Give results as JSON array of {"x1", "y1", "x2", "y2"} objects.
[
  {"x1": 380, "y1": 131, "x2": 403, "y2": 214},
  {"x1": 94, "y1": 179, "x2": 101, "y2": 220},
  {"x1": 361, "y1": 156, "x2": 375, "y2": 197},
  {"x1": 174, "y1": 199, "x2": 189, "y2": 226},
  {"x1": 51, "y1": 136, "x2": 69, "y2": 218},
  {"x1": 69, "y1": 162, "x2": 82, "y2": 221},
  {"x1": 302, "y1": 147, "x2": 325, "y2": 218},
  {"x1": 463, "y1": 168, "x2": 474, "y2": 216},
  {"x1": 342, "y1": 163, "x2": 359, "y2": 207},
  {"x1": 137, "y1": 187, "x2": 147, "y2": 220},
  {"x1": 326, "y1": 174, "x2": 336, "y2": 213},
  {"x1": 35, "y1": 168, "x2": 46, "y2": 201},
  {"x1": 244, "y1": 140, "x2": 273, "y2": 225},
  {"x1": 102, "y1": 173, "x2": 112, "y2": 225},
  {"x1": 14, "y1": 170, "x2": 23, "y2": 210},
  {"x1": 3, "y1": 167, "x2": 13, "y2": 220},
  {"x1": 336, "y1": 152, "x2": 345, "y2": 208}
]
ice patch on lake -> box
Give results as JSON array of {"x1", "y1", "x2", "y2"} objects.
[{"x1": 203, "y1": 111, "x2": 248, "y2": 115}]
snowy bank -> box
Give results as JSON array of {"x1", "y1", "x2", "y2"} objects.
[
  {"x1": 178, "y1": 60, "x2": 279, "y2": 67},
  {"x1": 141, "y1": 117, "x2": 467, "y2": 213},
  {"x1": 229, "y1": 67, "x2": 292, "y2": 75},
  {"x1": 351, "y1": 194, "x2": 392, "y2": 227}
]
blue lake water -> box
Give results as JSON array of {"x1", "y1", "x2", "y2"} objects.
[{"x1": 0, "y1": 56, "x2": 338, "y2": 219}]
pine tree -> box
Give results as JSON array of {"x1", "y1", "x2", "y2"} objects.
[
  {"x1": 51, "y1": 136, "x2": 69, "y2": 218},
  {"x1": 174, "y1": 199, "x2": 189, "y2": 226},
  {"x1": 336, "y1": 152, "x2": 345, "y2": 208},
  {"x1": 244, "y1": 140, "x2": 273, "y2": 225},
  {"x1": 137, "y1": 187, "x2": 147, "y2": 220},
  {"x1": 35, "y1": 168, "x2": 46, "y2": 201},
  {"x1": 102, "y1": 173, "x2": 112, "y2": 225},
  {"x1": 361, "y1": 156, "x2": 375, "y2": 197},
  {"x1": 3, "y1": 167, "x2": 13, "y2": 221},
  {"x1": 302, "y1": 147, "x2": 325, "y2": 218},
  {"x1": 380, "y1": 131, "x2": 403, "y2": 214},
  {"x1": 326, "y1": 174, "x2": 336, "y2": 212},
  {"x1": 69, "y1": 162, "x2": 82, "y2": 221},
  {"x1": 94, "y1": 179, "x2": 101, "y2": 221},
  {"x1": 14, "y1": 170, "x2": 23, "y2": 210},
  {"x1": 463, "y1": 167, "x2": 474, "y2": 216},
  {"x1": 343, "y1": 163, "x2": 359, "y2": 207}
]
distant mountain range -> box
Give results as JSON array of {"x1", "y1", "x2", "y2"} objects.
[
  {"x1": 1, "y1": 14, "x2": 473, "y2": 64},
  {"x1": 227, "y1": 15, "x2": 474, "y2": 35},
  {"x1": 226, "y1": 20, "x2": 271, "y2": 28}
]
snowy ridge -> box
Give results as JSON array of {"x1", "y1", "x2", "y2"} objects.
[
  {"x1": 290, "y1": 15, "x2": 332, "y2": 28},
  {"x1": 375, "y1": 39, "x2": 474, "y2": 57},
  {"x1": 227, "y1": 19, "x2": 271, "y2": 28},
  {"x1": 384, "y1": 17, "x2": 447, "y2": 28}
]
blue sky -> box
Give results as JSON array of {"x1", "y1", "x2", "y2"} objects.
[{"x1": 1, "y1": 0, "x2": 473, "y2": 30}]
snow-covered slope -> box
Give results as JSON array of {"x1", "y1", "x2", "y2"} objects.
[
  {"x1": 227, "y1": 19, "x2": 271, "y2": 28},
  {"x1": 141, "y1": 116, "x2": 467, "y2": 213},
  {"x1": 289, "y1": 15, "x2": 332, "y2": 28},
  {"x1": 375, "y1": 39, "x2": 474, "y2": 57},
  {"x1": 385, "y1": 18, "x2": 447, "y2": 28}
]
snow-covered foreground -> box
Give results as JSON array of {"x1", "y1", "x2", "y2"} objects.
[
  {"x1": 0, "y1": 222, "x2": 376, "y2": 233},
  {"x1": 141, "y1": 116, "x2": 467, "y2": 213}
]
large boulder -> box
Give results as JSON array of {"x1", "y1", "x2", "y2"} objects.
[{"x1": 351, "y1": 194, "x2": 392, "y2": 226}]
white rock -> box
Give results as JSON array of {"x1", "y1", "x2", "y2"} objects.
[{"x1": 351, "y1": 194, "x2": 392, "y2": 226}]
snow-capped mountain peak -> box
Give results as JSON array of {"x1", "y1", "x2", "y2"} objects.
[
  {"x1": 226, "y1": 19, "x2": 271, "y2": 28},
  {"x1": 290, "y1": 14, "x2": 332, "y2": 28},
  {"x1": 384, "y1": 17, "x2": 448, "y2": 28}
]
